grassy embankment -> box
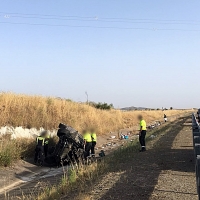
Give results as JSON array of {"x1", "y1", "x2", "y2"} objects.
[
  {"x1": 0, "y1": 92, "x2": 191, "y2": 166},
  {"x1": 36, "y1": 114, "x2": 190, "y2": 200}
]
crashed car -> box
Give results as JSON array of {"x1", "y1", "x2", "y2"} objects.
[{"x1": 45, "y1": 123, "x2": 84, "y2": 166}]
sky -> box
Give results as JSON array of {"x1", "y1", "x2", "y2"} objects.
[{"x1": 0, "y1": 1, "x2": 200, "y2": 109}]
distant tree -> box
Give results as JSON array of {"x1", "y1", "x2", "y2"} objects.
[
  {"x1": 170, "y1": 107, "x2": 173, "y2": 110},
  {"x1": 65, "y1": 99, "x2": 72, "y2": 102},
  {"x1": 157, "y1": 108, "x2": 160, "y2": 110},
  {"x1": 90, "y1": 102, "x2": 114, "y2": 110}
]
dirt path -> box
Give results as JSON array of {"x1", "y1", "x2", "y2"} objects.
[
  {"x1": 84, "y1": 116, "x2": 197, "y2": 200},
  {"x1": 149, "y1": 120, "x2": 196, "y2": 200}
]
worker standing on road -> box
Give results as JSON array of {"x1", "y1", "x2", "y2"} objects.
[
  {"x1": 83, "y1": 129, "x2": 92, "y2": 159},
  {"x1": 138, "y1": 115, "x2": 147, "y2": 152},
  {"x1": 34, "y1": 132, "x2": 46, "y2": 165},
  {"x1": 90, "y1": 128, "x2": 97, "y2": 157}
]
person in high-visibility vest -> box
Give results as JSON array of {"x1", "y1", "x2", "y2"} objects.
[
  {"x1": 34, "y1": 133, "x2": 46, "y2": 165},
  {"x1": 83, "y1": 129, "x2": 92, "y2": 158},
  {"x1": 138, "y1": 115, "x2": 147, "y2": 152},
  {"x1": 90, "y1": 128, "x2": 97, "y2": 157}
]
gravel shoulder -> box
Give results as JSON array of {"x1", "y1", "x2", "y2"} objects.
[{"x1": 83, "y1": 116, "x2": 197, "y2": 200}]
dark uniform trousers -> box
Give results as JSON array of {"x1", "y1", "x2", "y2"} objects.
[
  {"x1": 34, "y1": 145, "x2": 45, "y2": 163},
  {"x1": 91, "y1": 141, "x2": 96, "y2": 155},
  {"x1": 85, "y1": 142, "x2": 92, "y2": 158},
  {"x1": 139, "y1": 130, "x2": 146, "y2": 147},
  {"x1": 44, "y1": 144, "x2": 48, "y2": 158}
]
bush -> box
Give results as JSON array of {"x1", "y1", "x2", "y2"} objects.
[
  {"x1": 92, "y1": 102, "x2": 114, "y2": 110},
  {"x1": 0, "y1": 135, "x2": 35, "y2": 166},
  {"x1": 0, "y1": 134, "x2": 58, "y2": 167}
]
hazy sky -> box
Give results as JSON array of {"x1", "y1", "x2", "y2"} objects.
[{"x1": 0, "y1": 1, "x2": 200, "y2": 108}]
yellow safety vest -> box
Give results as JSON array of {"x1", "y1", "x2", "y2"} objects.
[
  {"x1": 36, "y1": 136, "x2": 45, "y2": 146},
  {"x1": 83, "y1": 132, "x2": 92, "y2": 142},
  {"x1": 140, "y1": 119, "x2": 147, "y2": 131},
  {"x1": 91, "y1": 133, "x2": 97, "y2": 142}
]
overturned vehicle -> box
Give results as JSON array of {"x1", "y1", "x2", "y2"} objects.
[{"x1": 45, "y1": 123, "x2": 85, "y2": 166}]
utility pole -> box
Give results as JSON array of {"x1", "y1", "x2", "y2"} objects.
[{"x1": 85, "y1": 91, "x2": 88, "y2": 104}]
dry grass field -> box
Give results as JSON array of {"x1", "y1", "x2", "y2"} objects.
[
  {"x1": 0, "y1": 92, "x2": 191, "y2": 134},
  {"x1": 0, "y1": 92, "x2": 191, "y2": 166}
]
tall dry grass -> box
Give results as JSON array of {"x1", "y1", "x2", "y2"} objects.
[
  {"x1": 0, "y1": 92, "x2": 191, "y2": 167},
  {"x1": 0, "y1": 134, "x2": 35, "y2": 166},
  {"x1": 0, "y1": 92, "x2": 191, "y2": 134}
]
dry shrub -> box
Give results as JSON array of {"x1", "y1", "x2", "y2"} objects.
[
  {"x1": 0, "y1": 134, "x2": 59, "y2": 167},
  {"x1": 0, "y1": 134, "x2": 35, "y2": 166}
]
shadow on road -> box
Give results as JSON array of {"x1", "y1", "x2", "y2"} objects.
[{"x1": 98, "y1": 116, "x2": 196, "y2": 200}]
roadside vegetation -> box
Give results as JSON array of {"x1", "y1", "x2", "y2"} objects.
[
  {"x1": 89, "y1": 102, "x2": 114, "y2": 110},
  {"x1": 0, "y1": 92, "x2": 191, "y2": 167},
  {"x1": 35, "y1": 119, "x2": 183, "y2": 200},
  {"x1": 0, "y1": 134, "x2": 35, "y2": 167},
  {"x1": 0, "y1": 135, "x2": 57, "y2": 167},
  {"x1": 0, "y1": 92, "x2": 190, "y2": 134}
]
